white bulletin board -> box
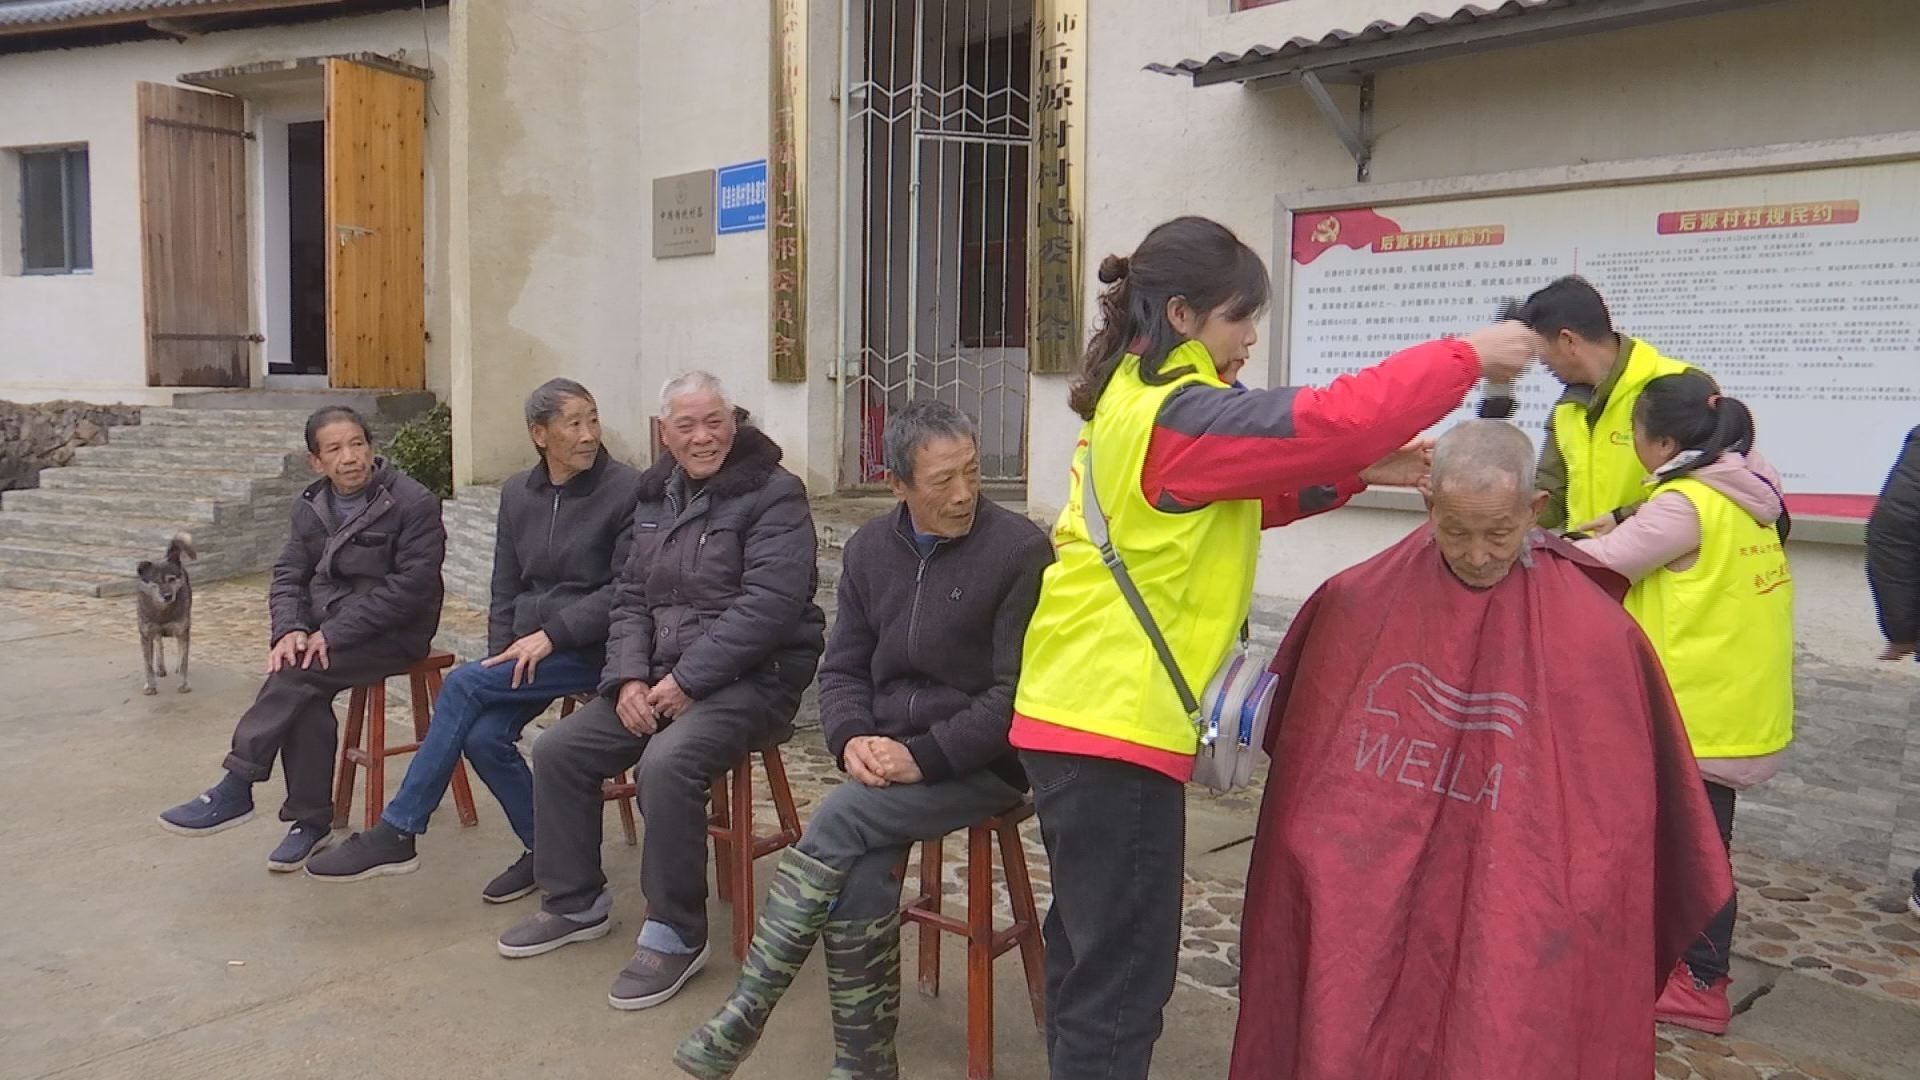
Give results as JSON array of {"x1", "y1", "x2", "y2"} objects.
[{"x1": 1282, "y1": 159, "x2": 1920, "y2": 519}]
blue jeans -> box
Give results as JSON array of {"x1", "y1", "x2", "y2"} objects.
[{"x1": 380, "y1": 649, "x2": 601, "y2": 849}]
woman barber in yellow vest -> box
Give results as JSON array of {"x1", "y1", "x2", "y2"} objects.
[
  {"x1": 1572, "y1": 371, "x2": 1794, "y2": 1037},
  {"x1": 1010, "y1": 216, "x2": 1537, "y2": 1078}
]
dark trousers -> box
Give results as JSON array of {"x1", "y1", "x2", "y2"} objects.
[
  {"x1": 531, "y1": 677, "x2": 795, "y2": 945},
  {"x1": 1686, "y1": 781, "x2": 1739, "y2": 983},
  {"x1": 223, "y1": 641, "x2": 421, "y2": 828},
  {"x1": 1022, "y1": 750, "x2": 1185, "y2": 1080},
  {"x1": 798, "y1": 769, "x2": 1025, "y2": 921}
]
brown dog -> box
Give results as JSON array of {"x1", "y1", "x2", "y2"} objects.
[{"x1": 136, "y1": 534, "x2": 196, "y2": 695}]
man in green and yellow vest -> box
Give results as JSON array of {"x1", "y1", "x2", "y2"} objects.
[{"x1": 1518, "y1": 275, "x2": 1702, "y2": 530}]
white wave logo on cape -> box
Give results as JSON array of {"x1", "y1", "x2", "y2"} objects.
[{"x1": 1361, "y1": 662, "x2": 1529, "y2": 740}]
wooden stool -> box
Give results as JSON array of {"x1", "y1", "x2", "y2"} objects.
[
  {"x1": 331, "y1": 650, "x2": 479, "y2": 831},
  {"x1": 708, "y1": 743, "x2": 804, "y2": 962},
  {"x1": 559, "y1": 693, "x2": 639, "y2": 846},
  {"x1": 898, "y1": 799, "x2": 1047, "y2": 1080}
]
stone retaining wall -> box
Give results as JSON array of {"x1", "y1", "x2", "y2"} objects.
[{"x1": 0, "y1": 400, "x2": 141, "y2": 492}]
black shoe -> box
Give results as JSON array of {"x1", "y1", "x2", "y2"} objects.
[
  {"x1": 305, "y1": 824, "x2": 418, "y2": 882},
  {"x1": 482, "y1": 851, "x2": 536, "y2": 904},
  {"x1": 267, "y1": 822, "x2": 335, "y2": 872},
  {"x1": 158, "y1": 780, "x2": 254, "y2": 835},
  {"x1": 1909, "y1": 867, "x2": 1920, "y2": 918}
]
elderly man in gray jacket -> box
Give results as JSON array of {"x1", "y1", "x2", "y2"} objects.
[
  {"x1": 158, "y1": 406, "x2": 445, "y2": 872},
  {"x1": 307, "y1": 379, "x2": 642, "y2": 902},
  {"x1": 497, "y1": 371, "x2": 826, "y2": 1014}
]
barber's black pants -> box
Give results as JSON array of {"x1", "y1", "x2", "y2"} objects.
[
  {"x1": 1022, "y1": 750, "x2": 1185, "y2": 1080},
  {"x1": 1684, "y1": 781, "x2": 1739, "y2": 984},
  {"x1": 223, "y1": 641, "x2": 422, "y2": 827}
]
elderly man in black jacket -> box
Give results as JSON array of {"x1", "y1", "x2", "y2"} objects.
[
  {"x1": 497, "y1": 371, "x2": 826, "y2": 1013},
  {"x1": 159, "y1": 406, "x2": 445, "y2": 872},
  {"x1": 676, "y1": 399, "x2": 1052, "y2": 1079},
  {"x1": 307, "y1": 379, "x2": 642, "y2": 901},
  {"x1": 1865, "y1": 424, "x2": 1920, "y2": 915}
]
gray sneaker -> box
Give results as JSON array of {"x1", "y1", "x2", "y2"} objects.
[
  {"x1": 608, "y1": 942, "x2": 710, "y2": 1010},
  {"x1": 496, "y1": 909, "x2": 611, "y2": 958}
]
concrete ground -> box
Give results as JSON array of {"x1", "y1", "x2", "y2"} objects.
[
  {"x1": 7, "y1": 581, "x2": 1920, "y2": 1080},
  {"x1": 0, "y1": 602, "x2": 1233, "y2": 1080}
]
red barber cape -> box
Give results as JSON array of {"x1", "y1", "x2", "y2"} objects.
[{"x1": 1230, "y1": 529, "x2": 1731, "y2": 1080}]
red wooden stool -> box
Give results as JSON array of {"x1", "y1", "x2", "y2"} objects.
[
  {"x1": 707, "y1": 742, "x2": 805, "y2": 962},
  {"x1": 331, "y1": 650, "x2": 479, "y2": 831},
  {"x1": 558, "y1": 693, "x2": 640, "y2": 846},
  {"x1": 898, "y1": 799, "x2": 1047, "y2": 1080}
]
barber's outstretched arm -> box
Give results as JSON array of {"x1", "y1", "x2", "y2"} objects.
[{"x1": 1142, "y1": 327, "x2": 1533, "y2": 515}]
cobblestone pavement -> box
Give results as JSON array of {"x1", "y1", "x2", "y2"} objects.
[{"x1": 11, "y1": 574, "x2": 1916, "y2": 1077}]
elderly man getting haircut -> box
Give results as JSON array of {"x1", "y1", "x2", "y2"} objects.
[
  {"x1": 496, "y1": 371, "x2": 826, "y2": 1014},
  {"x1": 1229, "y1": 420, "x2": 1732, "y2": 1080},
  {"x1": 307, "y1": 379, "x2": 642, "y2": 900}
]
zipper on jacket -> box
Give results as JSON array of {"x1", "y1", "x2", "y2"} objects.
[{"x1": 547, "y1": 489, "x2": 562, "y2": 564}]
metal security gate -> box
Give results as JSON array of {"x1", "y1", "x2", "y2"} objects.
[{"x1": 843, "y1": 0, "x2": 1033, "y2": 486}]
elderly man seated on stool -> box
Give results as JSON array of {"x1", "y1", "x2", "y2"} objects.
[
  {"x1": 495, "y1": 371, "x2": 826, "y2": 1013},
  {"x1": 675, "y1": 399, "x2": 1054, "y2": 1080},
  {"x1": 158, "y1": 406, "x2": 445, "y2": 873},
  {"x1": 306, "y1": 379, "x2": 642, "y2": 901}
]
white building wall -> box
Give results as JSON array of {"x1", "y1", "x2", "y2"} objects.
[
  {"x1": 1025, "y1": 0, "x2": 1920, "y2": 665},
  {"x1": 451, "y1": 0, "x2": 841, "y2": 490},
  {"x1": 0, "y1": 8, "x2": 452, "y2": 406}
]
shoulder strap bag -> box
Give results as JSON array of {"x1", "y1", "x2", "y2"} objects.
[{"x1": 1080, "y1": 438, "x2": 1277, "y2": 794}]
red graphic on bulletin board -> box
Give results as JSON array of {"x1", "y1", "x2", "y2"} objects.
[{"x1": 1291, "y1": 209, "x2": 1402, "y2": 265}]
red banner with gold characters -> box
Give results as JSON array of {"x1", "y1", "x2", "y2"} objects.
[
  {"x1": 1374, "y1": 226, "x2": 1505, "y2": 253},
  {"x1": 1657, "y1": 200, "x2": 1859, "y2": 235}
]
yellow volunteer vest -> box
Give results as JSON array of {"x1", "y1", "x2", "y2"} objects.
[
  {"x1": 1015, "y1": 343, "x2": 1261, "y2": 757},
  {"x1": 1624, "y1": 477, "x2": 1794, "y2": 758},
  {"x1": 1553, "y1": 339, "x2": 1693, "y2": 525}
]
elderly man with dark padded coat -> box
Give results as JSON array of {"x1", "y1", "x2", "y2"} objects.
[
  {"x1": 496, "y1": 371, "x2": 826, "y2": 1016},
  {"x1": 158, "y1": 405, "x2": 445, "y2": 873}
]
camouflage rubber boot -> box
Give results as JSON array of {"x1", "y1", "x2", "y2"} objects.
[
  {"x1": 674, "y1": 847, "x2": 846, "y2": 1080},
  {"x1": 823, "y1": 911, "x2": 902, "y2": 1080}
]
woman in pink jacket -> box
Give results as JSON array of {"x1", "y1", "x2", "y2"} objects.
[{"x1": 1571, "y1": 370, "x2": 1794, "y2": 1035}]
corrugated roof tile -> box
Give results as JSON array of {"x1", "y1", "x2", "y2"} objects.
[{"x1": 1146, "y1": 0, "x2": 1573, "y2": 78}]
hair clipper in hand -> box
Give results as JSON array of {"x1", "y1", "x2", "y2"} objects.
[{"x1": 1477, "y1": 298, "x2": 1523, "y2": 419}]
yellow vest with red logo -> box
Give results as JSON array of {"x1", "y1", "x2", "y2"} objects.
[
  {"x1": 1014, "y1": 344, "x2": 1261, "y2": 757},
  {"x1": 1623, "y1": 476, "x2": 1794, "y2": 758},
  {"x1": 1553, "y1": 339, "x2": 1692, "y2": 526}
]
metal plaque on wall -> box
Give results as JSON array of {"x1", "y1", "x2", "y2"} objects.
[{"x1": 653, "y1": 170, "x2": 717, "y2": 258}]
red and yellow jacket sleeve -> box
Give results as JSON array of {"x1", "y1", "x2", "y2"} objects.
[{"x1": 1140, "y1": 338, "x2": 1481, "y2": 526}]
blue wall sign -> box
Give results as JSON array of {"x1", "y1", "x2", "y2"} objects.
[{"x1": 717, "y1": 160, "x2": 768, "y2": 235}]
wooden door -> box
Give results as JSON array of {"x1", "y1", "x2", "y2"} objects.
[
  {"x1": 324, "y1": 58, "x2": 426, "y2": 389},
  {"x1": 137, "y1": 82, "x2": 253, "y2": 387}
]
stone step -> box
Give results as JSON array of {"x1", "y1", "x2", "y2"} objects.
[
  {"x1": 172, "y1": 387, "x2": 436, "y2": 424},
  {"x1": 0, "y1": 510, "x2": 220, "y2": 549},
  {"x1": 67, "y1": 445, "x2": 308, "y2": 475},
  {"x1": 1, "y1": 487, "x2": 228, "y2": 523},
  {"x1": 0, "y1": 566, "x2": 135, "y2": 598},
  {"x1": 107, "y1": 425, "x2": 310, "y2": 451},
  {"x1": 0, "y1": 538, "x2": 239, "y2": 579},
  {"x1": 140, "y1": 407, "x2": 312, "y2": 430},
  {"x1": 39, "y1": 466, "x2": 277, "y2": 498}
]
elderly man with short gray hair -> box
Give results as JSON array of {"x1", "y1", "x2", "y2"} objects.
[
  {"x1": 676, "y1": 398, "x2": 1052, "y2": 1079},
  {"x1": 1228, "y1": 420, "x2": 1732, "y2": 1080},
  {"x1": 498, "y1": 371, "x2": 826, "y2": 1015},
  {"x1": 307, "y1": 379, "x2": 641, "y2": 900}
]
